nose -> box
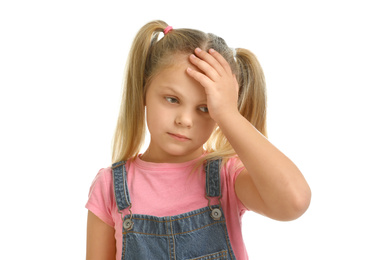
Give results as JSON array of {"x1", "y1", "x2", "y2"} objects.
[{"x1": 175, "y1": 109, "x2": 194, "y2": 128}]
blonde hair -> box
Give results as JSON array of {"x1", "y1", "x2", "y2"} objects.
[{"x1": 112, "y1": 20, "x2": 267, "y2": 164}]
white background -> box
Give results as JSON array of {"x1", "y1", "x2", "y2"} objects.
[{"x1": 1, "y1": 0, "x2": 371, "y2": 259}]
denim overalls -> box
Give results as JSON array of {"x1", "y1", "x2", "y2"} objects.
[{"x1": 112, "y1": 159, "x2": 237, "y2": 260}]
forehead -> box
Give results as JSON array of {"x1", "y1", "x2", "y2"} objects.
[
  {"x1": 146, "y1": 55, "x2": 206, "y2": 100},
  {"x1": 149, "y1": 54, "x2": 200, "y2": 86},
  {"x1": 149, "y1": 52, "x2": 201, "y2": 79}
]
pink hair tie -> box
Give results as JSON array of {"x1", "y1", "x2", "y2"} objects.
[{"x1": 164, "y1": 26, "x2": 173, "y2": 35}]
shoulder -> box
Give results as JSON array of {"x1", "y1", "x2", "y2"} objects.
[
  {"x1": 88, "y1": 167, "x2": 113, "y2": 196},
  {"x1": 86, "y1": 166, "x2": 115, "y2": 212},
  {"x1": 219, "y1": 156, "x2": 248, "y2": 213},
  {"x1": 221, "y1": 156, "x2": 245, "y2": 179},
  {"x1": 94, "y1": 166, "x2": 113, "y2": 180},
  {"x1": 219, "y1": 156, "x2": 246, "y2": 197},
  {"x1": 86, "y1": 166, "x2": 117, "y2": 226}
]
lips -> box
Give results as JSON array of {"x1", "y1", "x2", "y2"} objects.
[{"x1": 168, "y1": 133, "x2": 191, "y2": 141}]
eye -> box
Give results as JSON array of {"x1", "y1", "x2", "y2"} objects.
[
  {"x1": 165, "y1": 97, "x2": 179, "y2": 104},
  {"x1": 199, "y1": 106, "x2": 209, "y2": 113}
]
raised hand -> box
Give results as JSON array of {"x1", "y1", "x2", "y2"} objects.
[{"x1": 186, "y1": 48, "x2": 239, "y2": 124}]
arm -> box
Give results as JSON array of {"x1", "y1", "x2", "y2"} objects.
[
  {"x1": 86, "y1": 211, "x2": 116, "y2": 260},
  {"x1": 219, "y1": 112, "x2": 311, "y2": 221},
  {"x1": 187, "y1": 48, "x2": 311, "y2": 221}
]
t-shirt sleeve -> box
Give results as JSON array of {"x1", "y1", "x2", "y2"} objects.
[
  {"x1": 85, "y1": 168, "x2": 115, "y2": 227},
  {"x1": 225, "y1": 157, "x2": 249, "y2": 214}
]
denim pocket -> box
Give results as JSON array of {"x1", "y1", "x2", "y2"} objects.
[{"x1": 186, "y1": 250, "x2": 227, "y2": 260}]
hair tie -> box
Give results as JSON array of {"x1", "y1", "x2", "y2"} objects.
[{"x1": 164, "y1": 26, "x2": 173, "y2": 35}]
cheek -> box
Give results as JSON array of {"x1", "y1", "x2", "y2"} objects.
[
  {"x1": 146, "y1": 102, "x2": 170, "y2": 130},
  {"x1": 198, "y1": 120, "x2": 216, "y2": 139},
  {"x1": 146, "y1": 111, "x2": 159, "y2": 133},
  {"x1": 206, "y1": 121, "x2": 217, "y2": 133}
]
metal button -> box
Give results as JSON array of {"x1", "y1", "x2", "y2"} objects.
[
  {"x1": 211, "y1": 208, "x2": 222, "y2": 220},
  {"x1": 123, "y1": 219, "x2": 134, "y2": 230}
]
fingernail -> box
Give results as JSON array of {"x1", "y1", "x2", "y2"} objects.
[
  {"x1": 209, "y1": 48, "x2": 215, "y2": 53},
  {"x1": 187, "y1": 67, "x2": 192, "y2": 73},
  {"x1": 195, "y1": 47, "x2": 202, "y2": 53},
  {"x1": 190, "y1": 54, "x2": 196, "y2": 59}
]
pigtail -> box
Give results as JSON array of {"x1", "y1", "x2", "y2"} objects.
[
  {"x1": 112, "y1": 20, "x2": 168, "y2": 163},
  {"x1": 235, "y1": 48, "x2": 267, "y2": 137}
]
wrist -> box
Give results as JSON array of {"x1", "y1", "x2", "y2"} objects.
[{"x1": 213, "y1": 109, "x2": 243, "y2": 127}]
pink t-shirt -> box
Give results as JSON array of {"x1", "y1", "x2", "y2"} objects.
[{"x1": 86, "y1": 156, "x2": 249, "y2": 259}]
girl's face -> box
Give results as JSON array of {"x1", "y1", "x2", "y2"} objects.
[{"x1": 142, "y1": 55, "x2": 216, "y2": 163}]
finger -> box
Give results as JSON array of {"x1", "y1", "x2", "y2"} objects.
[
  {"x1": 194, "y1": 48, "x2": 226, "y2": 76},
  {"x1": 189, "y1": 54, "x2": 220, "y2": 81},
  {"x1": 209, "y1": 48, "x2": 233, "y2": 75},
  {"x1": 186, "y1": 67, "x2": 213, "y2": 89}
]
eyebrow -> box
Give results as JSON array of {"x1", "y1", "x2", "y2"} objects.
[
  {"x1": 160, "y1": 86, "x2": 207, "y2": 104},
  {"x1": 160, "y1": 86, "x2": 184, "y2": 98}
]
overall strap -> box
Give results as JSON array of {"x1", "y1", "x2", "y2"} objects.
[
  {"x1": 112, "y1": 161, "x2": 131, "y2": 211},
  {"x1": 205, "y1": 158, "x2": 222, "y2": 198}
]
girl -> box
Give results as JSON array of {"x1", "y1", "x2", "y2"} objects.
[{"x1": 86, "y1": 20, "x2": 311, "y2": 260}]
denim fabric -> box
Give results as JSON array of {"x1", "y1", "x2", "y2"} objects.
[
  {"x1": 112, "y1": 159, "x2": 236, "y2": 260},
  {"x1": 112, "y1": 161, "x2": 131, "y2": 210},
  {"x1": 205, "y1": 159, "x2": 222, "y2": 197}
]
